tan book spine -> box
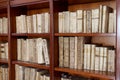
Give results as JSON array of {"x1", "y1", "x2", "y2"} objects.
[
  {"x1": 114, "y1": 10, "x2": 116, "y2": 33},
  {"x1": 86, "y1": 44, "x2": 91, "y2": 70},
  {"x1": 103, "y1": 47, "x2": 108, "y2": 71},
  {"x1": 0, "y1": 18, "x2": 2, "y2": 33},
  {"x1": 84, "y1": 44, "x2": 87, "y2": 70},
  {"x1": 21, "y1": 39, "x2": 27, "y2": 61},
  {"x1": 108, "y1": 13, "x2": 114, "y2": 33},
  {"x1": 21, "y1": 15, "x2": 27, "y2": 33},
  {"x1": 33, "y1": 14, "x2": 37, "y2": 33},
  {"x1": 25, "y1": 67, "x2": 30, "y2": 80},
  {"x1": 99, "y1": 47, "x2": 104, "y2": 71},
  {"x1": 95, "y1": 47, "x2": 100, "y2": 71},
  {"x1": 59, "y1": 37, "x2": 64, "y2": 67},
  {"x1": 37, "y1": 14, "x2": 42, "y2": 33},
  {"x1": 99, "y1": 5, "x2": 103, "y2": 33},
  {"x1": 58, "y1": 12, "x2": 63, "y2": 33},
  {"x1": 41, "y1": 13, "x2": 45, "y2": 33},
  {"x1": 83, "y1": 10, "x2": 87, "y2": 33},
  {"x1": 90, "y1": 44, "x2": 95, "y2": 70},
  {"x1": 45, "y1": 13, "x2": 50, "y2": 33},
  {"x1": 27, "y1": 16, "x2": 32, "y2": 33},
  {"x1": 74, "y1": 37, "x2": 78, "y2": 69},
  {"x1": 63, "y1": 37, "x2": 70, "y2": 68}
]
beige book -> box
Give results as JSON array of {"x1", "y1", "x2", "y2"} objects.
[
  {"x1": 19, "y1": 66, "x2": 24, "y2": 80},
  {"x1": 63, "y1": 11, "x2": 70, "y2": 33},
  {"x1": 41, "y1": 13, "x2": 45, "y2": 33},
  {"x1": 45, "y1": 13, "x2": 50, "y2": 33},
  {"x1": 103, "y1": 47, "x2": 108, "y2": 71},
  {"x1": 15, "y1": 65, "x2": 19, "y2": 80},
  {"x1": 90, "y1": 44, "x2": 95, "y2": 70},
  {"x1": 0, "y1": 18, "x2": 2, "y2": 33},
  {"x1": 4, "y1": 42, "x2": 8, "y2": 59},
  {"x1": 63, "y1": 37, "x2": 69, "y2": 68},
  {"x1": 33, "y1": 14, "x2": 37, "y2": 33},
  {"x1": 99, "y1": 47, "x2": 104, "y2": 71},
  {"x1": 99, "y1": 5, "x2": 103, "y2": 33},
  {"x1": 17, "y1": 39, "x2": 22, "y2": 60},
  {"x1": 83, "y1": 44, "x2": 88, "y2": 70},
  {"x1": 30, "y1": 68, "x2": 36, "y2": 80},
  {"x1": 36, "y1": 38, "x2": 45, "y2": 64},
  {"x1": 92, "y1": 9, "x2": 99, "y2": 33},
  {"x1": 95, "y1": 47, "x2": 100, "y2": 71},
  {"x1": 21, "y1": 39, "x2": 27, "y2": 61},
  {"x1": 86, "y1": 10, "x2": 92, "y2": 33},
  {"x1": 108, "y1": 13, "x2": 114, "y2": 33},
  {"x1": 83, "y1": 10, "x2": 87, "y2": 33},
  {"x1": 27, "y1": 16, "x2": 33, "y2": 33},
  {"x1": 59, "y1": 37, "x2": 64, "y2": 67},
  {"x1": 77, "y1": 37, "x2": 84, "y2": 69},
  {"x1": 26, "y1": 39, "x2": 30, "y2": 61},
  {"x1": 114, "y1": 9, "x2": 116, "y2": 33},
  {"x1": 16, "y1": 16, "x2": 21, "y2": 33},
  {"x1": 2, "y1": 67, "x2": 5, "y2": 80},
  {"x1": 2, "y1": 17, "x2": 8, "y2": 33},
  {"x1": 70, "y1": 12, "x2": 77, "y2": 33},
  {"x1": 21, "y1": 15, "x2": 27, "y2": 33},
  {"x1": 86, "y1": 44, "x2": 91, "y2": 70},
  {"x1": 74, "y1": 37, "x2": 78, "y2": 69},
  {"x1": 42, "y1": 39, "x2": 49, "y2": 65},
  {"x1": 76, "y1": 10, "x2": 83, "y2": 33},
  {"x1": 36, "y1": 71, "x2": 40, "y2": 80},
  {"x1": 0, "y1": 43, "x2": 6, "y2": 59},
  {"x1": 108, "y1": 49, "x2": 115, "y2": 72},
  {"x1": 33, "y1": 39, "x2": 37, "y2": 63},
  {"x1": 24, "y1": 67, "x2": 30, "y2": 80},
  {"x1": 58, "y1": 12, "x2": 64, "y2": 33},
  {"x1": 70, "y1": 37, "x2": 75, "y2": 69}
]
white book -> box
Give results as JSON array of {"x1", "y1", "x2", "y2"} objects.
[
  {"x1": 45, "y1": 13, "x2": 50, "y2": 33},
  {"x1": 63, "y1": 11, "x2": 70, "y2": 33},
  {"x1": 108, "y1": 13, "x2": 114, "y2": 33},
  {"x1": 114, "y1": 9, "x2": 116, "y2": 33},
  {"x1": 17, "y1": 39, "x2": 22, "y2": 60},
  {"x1": 83, "y1": 10, "x2": 87, "y2": 33},
  {"x1": 21, "y1": 15, "x2": 27, "y2": 33},
  {"x1": 33, "y1": 14, "x2": 37, "y2": 33},
  {"x1": 30, "y1": 68, "x2": 36, "y2": 80},
  {"x1": 0, "y1": 18, "x2": 2, "y2": 33},
  {"x1": 41, "y1": 13, "x2": 45, "y2": 33},
  {"x1": 26, "y1": 39, "x2": 30, "y2": 61},
  {"x1": 90, "y1": 44, "x2": 95, "y2": 70},
  {"x1": 76, "y1": 10, "x2": 83, "y2": 33},
  {"x1": 2, "y1": 17, "x2": 8, "y2": 33},
  {"x1": 27, "y1": 16, "x2": 33, "y2": 33},
  {"x1": 70, "y1": 12, "x2": 77, "y2": 33},
  {"x1": 86, "y1": 44, "x2": 91, "y2": 70},
  {"x1": 25, "y1": 67, "x2": 30, "y2": 80},
  {"x1": 59, "y1": 37, "x2": 64, "y2": 67},
  {"x1": 95, "y1": 47, "x2": 100, "y2": 71},
  {"x1": 36, "y1": 71, "x2": 40, "y2": 80},
  {"x1": 99, "y1": 47, "x2": 104, "y2": 71},
  {"x1": 74, "y1": 37, "x2": 78, "y2": 69},
  {"x1": 103, "y1": 47, "x2": 108, "y2": 71},
  {"x1": 21, "y1": 39, "x2": 27, "y2": 61},
  {"x1": 58, "y1": 12, "x2": 64, "y2": 33},
  {"x1": 83, "y1": 44, "x2": 87, "y2": 70},
  {"x1": 36, "y1": 38, "x2": 45, "y2": 64},
  {"x1": 42, "y1": 39, "x2": 49, "y2": 65},
  {"x1": 70, "y1": 37, "x2": 75, "y2": 69},
  {"x1": 4, "y1": 42, "x2": 8, "y2": 59}
]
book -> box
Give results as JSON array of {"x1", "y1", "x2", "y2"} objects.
[{"x1": 108, "y1": 13, "x2": 114, "y2": 33}]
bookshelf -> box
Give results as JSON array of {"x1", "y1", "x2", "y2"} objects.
[{"x1": 0, "y1": 0, "x2": 119, "y2": 80}]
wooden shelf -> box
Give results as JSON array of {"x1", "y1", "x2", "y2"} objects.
[
  {"x1": 0, "y1": 59, "x2": 8, "y2": 64},
  {"x1": 12, "y1": 61, "x2": 50, "y2": 70},
  {"x1": 0, "y1": 0, "x2": 7, "y2": 9},
  {"x1": 10, "y1": 0, "x2": 49, "y2": 8},
  {"x1": 55, "y1": 67, "x2": 115, "y2": 80},
  {"x1": 0, "y1": 33, "x2": 8, "y2": 37},
  {"x1": 55, "y1": 33, "x2": 116, "y2": 37},
  {"x1": 68, "y1": 0, "x2": 115, "y2": 4},
  {"x1": 12, "y1": 33, "x2": 50, "y2": 38}
]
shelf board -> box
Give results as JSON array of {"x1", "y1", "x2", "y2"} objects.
[
  {"x1": 0, "y1": 59, "x2": 8, "y2": 64},
  {"x1": 55, "y1": 67, "x2": 115, "y2": 80},
  {"x1": 12, "y1": 33, "x2": 50, "y2": 38},
  {"x1": 0, "y1": 33, "x2": 8, "y2": 37},
  {"x1": 0, "y1": 0, "x2": 7, "y2": 10},
  {"x1": 55, "y1": 33, "x2": 116, "y2": 37},
  {"x1": 10, "y1": 0, "x2": 49, "y2": 8},
  {"x1": 68, "y1": 0, "x2": 115, "y2": 4},
  {"x1": 12, "y1": 61, "x2": 50, "y2": 70}
]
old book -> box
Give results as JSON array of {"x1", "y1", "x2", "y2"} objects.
[
  {"x1": 83, "y1": 10, "x2": 87, "y2": 33},
  {"x1": 36, "y1": 71, "x2": 40, "y2": 80},
  {"x1": 86, "y1": 44, "x2": 91, "y2": 70},
  {"x1": 86, "y1": 10, "x2": 92, "y2": 33},
  {"x1": 27, "y1": 16, "x2": 33, "y2": 33},
  {"x1": 0, "y1": 18, "x2": 2, "y2": 33},
  {"x1": 92, "y1": 9, "x2": 99, "y2": 33},
  {"x1": 63, "y1": 37, "x2": 70, "y2": 68},
  {"x1": 90, "y1": 44, "x2": 95, "y2": 70},
  {"x1": 70, "y1": 37, "x2": 75, "y2": 69},
  {"x1": 76, "y1": 10, "x2": 83, "y2": 33},
  {"x1": 114, "y1": 9, "x2": 116, "y2": 33},
  {"x1": 16, "y1": 16, "x2": 21, "y2": 33},
  {"x1": 36, "y1": 38, "x2": 45, "y2": 64},
  {"x1": 21, "y1": 15, "x2": 27, "y2": 33},
  {"x1": 26, "y1": 39, "x2": 30, "y2": 61},
  {"x1": 41, "y1": 13, "x2": 45, "y2": 33},
  {"x1": 4, "y1": 42, "x2": 8, "y2": 59},
  {"x1": 0, "y1": 43, "x2": 6, "y2": 59},
  {"x1": 42, "y1": 39, "x2": 49, "y2": 65},
  {"x1": 108, "y1": 49, "x2": 115, "y2": 72},
  {"x1": 108, "y1": 13, "x2": 114, "y2": 33},
  {"x1": 2, "y1": 17, "x2": 8, "y2": 33},
  {"x1": 58, "y1": 12, "x2": 64, "y2": 33},
  {"x1": 70, "y1": 12, "x2": 77, "y2": 33},
  {"x1": 84, "y1": 44, "x2": 88, "y2": 70},
  {"x1": 99, "y1": 5, "x2": 103, "y2": 33},
  {"x1": 21, "y1": 39, "x2": 27, "y2": 61},
  {"x1": 45, "y1": 13, "x2": 50, "y2": 33},
  {"x1": 24, "y1": 67, "x2": 30, "y2": 80},
  {"x1": 74, "y1": 37, "x2": 78, "y2": 69},
  {"x1": 33, "y1": 14, "x2": 37, "y2": 33},
  {"x1": 95, "y1": 46, "x2": 100, "y2": 71},
  {"x1": 30, "y1": 68, "x2": 36, "y2": 80},
  {"x1": 99, "y1": 47, "x2": 104, "y2": 71},
  {"x1": 77, "y1": 37, "x2": 84, "y2": 69},
  {"x1": 59, "y1": 37, "x2": 64, "y2": 67},
  {"x1": 103, "y1": 47, "x2": 108, "y2": 71},
  {"x1": 63, "y1": 11, "x2": 70, "y2": 33}
]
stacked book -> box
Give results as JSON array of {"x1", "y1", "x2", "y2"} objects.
[
  {"x1": 17, "y1": 38, "x2": 49, "y2": 65},
  {"x1": 0, "y1": 65, "x2": 8, "y2": 80},
  {"x1": 59, "y1": 37, "x2": 115, "y2": 72},
  {"x1": 15, "y1": 65, "x2": 50, "y2": 80},
  {"x1": 0, "y1": 17, "x2": 8, "y2": 34},
  {"x1": 58, "y1": 5, "x2": 116, "y2": 33},
  {"x1": 16, "y1": 13, "x2": 50, "y2": 33},
  {"x1": 0, "y1": 42, "x2": 8, "y2": 59}
]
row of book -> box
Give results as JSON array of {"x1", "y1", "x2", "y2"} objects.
[
  {"x1": 0, "y1": 42, "x2": 8, "y2": 59},
  {"x1": 0, "y1": 65, "x2": 8, "y2": 80},
  {"x1": 17, "y1": 38, "x2": 50, "y2": 65},
  {"x1": 59, "y1": 5, "x2": 116, "y2": 33},
  {"x1": 0, "y1": 17, "x2": 8, "y2": 34},
  {"x1": 16, "y1": 13, "x2": 50, "y2": 33},
  {"x1": 15, "y1": 65, "x2": 50, "y2": 80},
  {"x1": 59, "y1": 37, "x2": 115, "y2": 72}
]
